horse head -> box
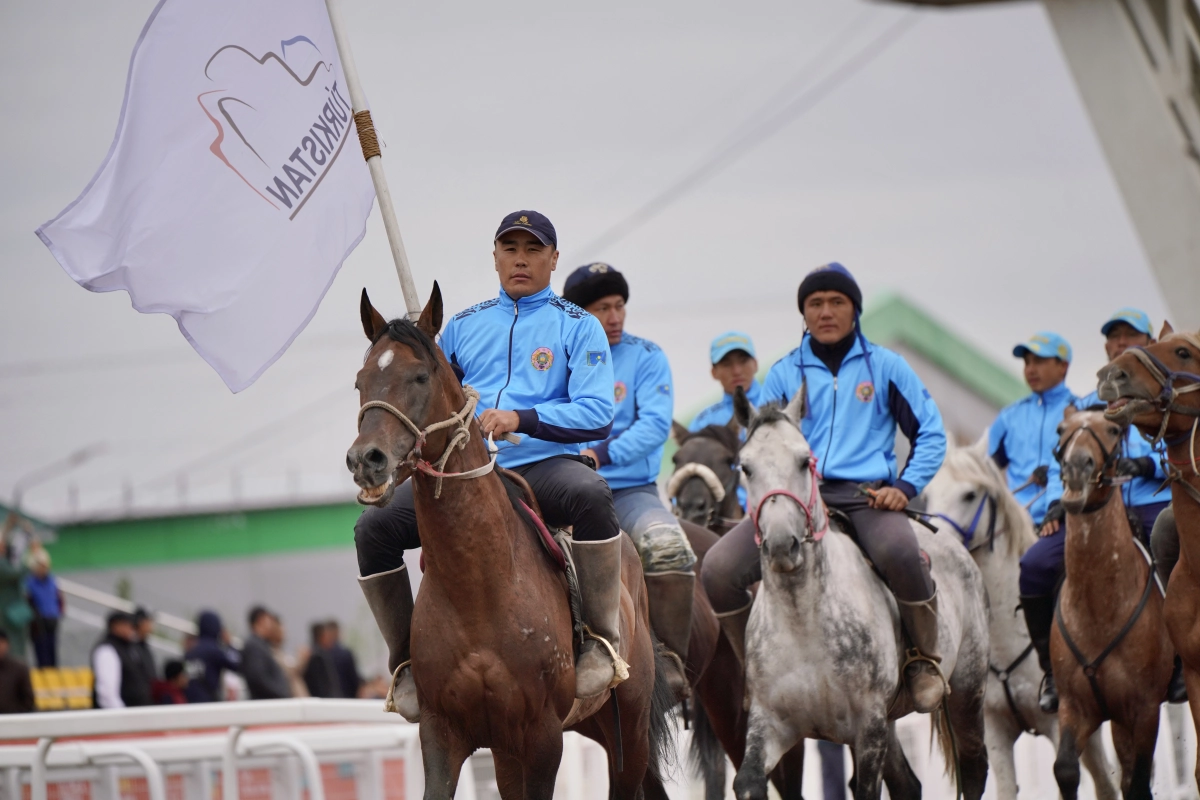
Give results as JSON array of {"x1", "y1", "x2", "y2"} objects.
[
  {"x1": 667, "y1": 417, "x2": 741, "y2": 529},
  {"x1": 346, "y1": 283, "x2": 454, "y2": 507},
  {"x1": 735, "y1": 385, "x2": 828, "y2": 574},
  {"x1": 1054, "y1": 407, "x2": 1125, "y2": 514},
  {"x1": 924, "y1": 446, "x2": 1035, "y2": 556},
  {"x1": 1098, "y1": 321, "x2": 1200, "y2": 443}
]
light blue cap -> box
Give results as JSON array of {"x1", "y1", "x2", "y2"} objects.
[
  {"x1": 1100, "y1": 307, "x2": 1153, "y2": 337},
  {"x1": 710, "y1": 331, "x2": 756, "y2": 365},
  {"x1": 1013, "y1": 331, "x2": 1072, "y2": 363}
]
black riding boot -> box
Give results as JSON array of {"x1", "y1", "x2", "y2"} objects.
[
  {"x1": 1021, "y1": 594, "x2": 1058, "y2": 713},
  {"x1": 1169, "y1": 656, "x2": 1189, "y2": 703}
]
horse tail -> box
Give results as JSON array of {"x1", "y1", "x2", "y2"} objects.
[
  {"x1": 931, "y1": 700, "x2": 960, "y2": 792},
  {"x1": 646, "y1": 644, "x2": 679, "y2": 782},
  {"x1": 687, "y1": 696, "x2": 726, "y2": 796}
]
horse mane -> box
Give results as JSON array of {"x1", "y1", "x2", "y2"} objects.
[
  {"x1": 745, "y1": 404, "x2": 790, "y2": 443},
  {"x1": 366, "y1": 318, "x2": 440, "y2": 368},
  {"x1": 940, "y1": 446, "x2": 1036, "y2": 557},
  {"x1": 688, "y1": 423, "x2": 740, "y2": 455}
]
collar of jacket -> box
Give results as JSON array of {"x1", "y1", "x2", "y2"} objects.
[
  {"x1": 497, "y1": 284, "x2": 554, "y2": 312},
  {"x1": 797, "y1": 332, "x2": 866, "y2": 371},
  {"x1": 1033, "y1": 381, "x2": 1074, "y2": 405}
]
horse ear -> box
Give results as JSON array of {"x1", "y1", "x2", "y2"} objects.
[
  {"x1": 733, "y1": 386, "x2": 755, "y2": 429},
  {"x1": 725, "y1": 412, "x2": 742, "y2": 435},
  {"x1": 417, "y1": 281, "x2": 443, "y2": 338},
  {"x1": 671, "y1": 420, "x2": 690, "y2": 444},
  {"x1": 1062, "y1": 403, "x2": 1077, "y2": 422},
  {"x1": 360, "y1": 289, "x2": 387, "y2": 340},
  {"x1": 784, "y1": 383, "x2": 807, "y2": 425},
  {"x1": 1160, "y1": 320, "x2": 1174, "y2": 338}
]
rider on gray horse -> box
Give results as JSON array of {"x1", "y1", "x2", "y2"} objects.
[
  {"x1": 701, "y1": 262, "x2": 950, "y2": 713},
  {"x1": 563, "y1": 263, "x2": 698, "y2": 695},
  {"x1": 354, "y1": 211, "x2": 626, "y2": 721}
]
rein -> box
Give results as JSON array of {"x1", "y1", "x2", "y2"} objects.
[
  {"x1": 932, "y1": 494, "x2": 996, "y2": 551},
  {"x1": 358, "y1": 384, "x2": 499, "y2": 499},
  {"x1": 750, "y1": 457, "x2": 829, "y2": 546}
]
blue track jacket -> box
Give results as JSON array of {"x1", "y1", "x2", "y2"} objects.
[
  {"x1": 585, "y1": 332, "x2": 674, "y2": 490},
  {"x1": 689, "y1": 380, "x2": 766, "y2": 432},
  {"x1": 438, "y1": 285, "x2": 615, "y2": 468},
  {"x1": 762, "y1": 336, "x2": 947, "y2": 498},
  {"x1": 988, "y1": 382, "x2": 1076, "y2": 524},
  {"x1": 1077, "y1": 389, "x2": 1168, "y2": 508}
]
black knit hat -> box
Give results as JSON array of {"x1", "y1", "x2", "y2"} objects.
[
  {"x1": 562, "y1": 263, "x2": 629, "y2": 309},
  {"x1": 797, "y1": 262, "x2": 862, "y2": 314}
]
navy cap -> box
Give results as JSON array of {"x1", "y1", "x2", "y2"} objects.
[
  {"x1": 1013, "y1": 331, "x2": 1072, "y2": 363},
  {"x1": 797, "y1": 262, "x2": 863, "y2": 314},
  {"x1": 1100, "y1": 307, "x2": 1153, "y2": 337},
  {"x1": 495, "y1": 210, "x2": 557, "y2": 248},
  {"x1": 562, "y1": 263, "x2": 628, "y2": 308}
]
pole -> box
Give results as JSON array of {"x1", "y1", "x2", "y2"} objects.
[{"x1": 323, "y1": 0, "x2": 422, "y2": 317}]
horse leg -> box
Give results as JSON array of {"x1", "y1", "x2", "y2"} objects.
[
  {"x1": 849, "y1": 717, "x2": 889, "y2": 800},
  {"x1": 946, "y1": 684, "x2": 989, "y2": 800},
  {"x1": 492, "y1": 752, "x2": 525, "y2": 800},
  {"x1": 419, "y1": 720, "x2": 474, "y2": 800},
  {"x1": 732, "y1": 709, "x2": 796, "y2": 800},
  {"x1": 981, "y1": 708, "x2": 1019, "y2": 800},
  {"x1": 880, "y1": 723, "x2": 920, "y2": 800},
  {"x1": 767, "y1": 743, "x2": 805, "y2": 800},
  {"x1": 519, "y1": 720, "x2": 566, "y2": 800},
  {"x1": 1111, "y1": 710, "x2": 1160, "y2": 800},
  {"x1": 1052, "y1": 712, "x2": 1095, "y2": 800},
  {"x1": 1078, "y1": 730, "x2": 1120, "y2": 800}
]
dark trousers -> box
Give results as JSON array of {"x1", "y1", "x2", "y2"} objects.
[
  {"x1": 31, "y1": 618, "x2": 58, "y2": 668},
  {"x1": 355, "y1": 456, "x2": 619, "y2": 576},
  {"x1": 1131, "y1": 501, "x2": 1170, "y2": 548},
  {"x1": 818, "y1": 740, "x2": 847, "y2": 800},
  {"x1": 1018, "y1": 527, "x2": 1066, "y2": 597},
  {"x1": 1152, "y1": 504, "x2": 1178, "y2": 588},
  {"x1": 700, "y1": 480, "x2": 934, "y2": 614}
]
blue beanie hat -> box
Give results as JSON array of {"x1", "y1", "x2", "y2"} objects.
[{"x1": 797, "y1": 262, "x2": 862, "y2": 314}]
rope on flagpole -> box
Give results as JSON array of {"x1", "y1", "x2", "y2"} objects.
[{"x1": 324, "y1": 0, "x2": 422, "y2": 317}]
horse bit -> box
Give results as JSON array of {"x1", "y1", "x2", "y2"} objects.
[{"x1": 358, "y1": 384, "x2": 501, "y2": 499}]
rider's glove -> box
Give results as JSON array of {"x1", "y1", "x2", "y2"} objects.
[
  {"x1": 1116, "y1": 456, "x2": 1155, "y2": 479},
  {"x1": 1042, "y1": 501, "x2": 1065, "y2": 527},
  {"x1": 1030, "y1": 465, "x2": 1050, "y2": 488}
]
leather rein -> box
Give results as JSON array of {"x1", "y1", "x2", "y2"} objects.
[
  {"x1": 749, "y1": 456, "x2": 829, "y2": 546},
  {"x1": 357, "y1": 384, "x2": 499, "y2": 499}
]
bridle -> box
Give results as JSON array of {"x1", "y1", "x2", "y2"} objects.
[
  {"x1": 1124, "y1": 335, "x2": 1200, "y2": 447},
  {"x1": 1053, "y1": 422, "x2": 1122, "y2": 513},
  {"x1": 932, "y1": 493, "x2": 996, "y2": 552},
  {"x1": 668, "y1": 462, "x2": 743, "y2": 529},
  {"x1": 749, "y1": 456, "x2": 829, "y2": 546},
  {"x1": 357, "y1": 384, "x2": 498, "y2": 499}
]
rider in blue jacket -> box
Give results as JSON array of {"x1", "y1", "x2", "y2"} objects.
[
  {"x1": 989, "y1": 331, "x2": 1076, "y2": 713},
  {"x1": 353, "y1": 211, "x2": 624, "y2": 721},
  {"x1": 701, "y1": 263, "x2": 950, "y2": 714},
  {"x1": 563, "y1": 263, "x2": 697, "y2": 695}
]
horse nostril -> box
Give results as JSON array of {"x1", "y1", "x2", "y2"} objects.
[
  {"x1": 364, "y1": 447, "x2": 389, "y2": 471},
  {"x1": 789, "y1": 536, "x2": 801, "y2": 561}
]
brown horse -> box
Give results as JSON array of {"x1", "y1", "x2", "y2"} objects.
[
  {"x1": 667, "y1": 421, "x2": 806, "y2": 800},
  {"x1": 1049, "y1": 408, "x2": 1172, "y2": 800},
  {"x1": 348, "y1": 285, "x2": 673, "y2": 800},
  {"x1": 1100, "y1": 321, "x2": 1200, "y2": 789}
]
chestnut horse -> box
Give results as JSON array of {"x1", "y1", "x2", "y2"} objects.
[
  {"x1": 1049, "y1": 408, "x2": 1172, "y2": 800},
  {"x1": 668, "y1": 420, "x2": 806, "y2": 800},
  {"x1": 1100, "y1": 322, "x2": 1200, "y2": 789},
  {"x1": 348, "y1": 285, "x2": 673, "y2": 800}
]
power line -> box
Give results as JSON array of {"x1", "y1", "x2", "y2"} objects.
[{"x1": 575, "y1": 10, "x2": 921, "y2": 261}]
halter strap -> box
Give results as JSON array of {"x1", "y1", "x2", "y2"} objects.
[
  {"x1": 933, "y1": 494, "x2": 995, "y2": 551},
  {"x1": 749, "y1": 457, "x2": 828, "y2": 546},
  {"x1": 1053, "y1": 423, "x2": 1122, "y2": 486},
  {"x1": 1125, "y1": 335, "x2": 1200, "y2": 446}
]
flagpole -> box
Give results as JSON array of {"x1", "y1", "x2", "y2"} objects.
[{"x1": 323, "y1": 0, "x2": 422, "y2": 317}]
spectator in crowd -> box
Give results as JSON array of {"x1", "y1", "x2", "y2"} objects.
[
  {"x1": 92, "y1": 611, "x2": 151, "y2": 708},
  {"x1": 23, "y1": 547, "x2": 62, "y2": 668},
  {"x1": 268, "y1": 613, "x2": 308, "y2": 697},
  {"x1": 303, "y1": 622, "x2": 342, "y2": 698},
  {"x1": 133, "y1": 607, "x2": 157, "y2": 688},
  {"x1": 0, "y1": 630, "x2": 34, "y2": 714},
  {"x1": 326, "y1": 620, "x2": 362, "y2": 699},
  {"x1": 183, "y1": 610, "x2": 240, "y2": 703},
  {"x1": 242, "y1": 606, "x2": 292, "y2": 700},
  {"x1": 152, "y1": 660, "x2": 189, "y2": 705},
  {"x1": 0, "y1": 535, "x2": 31, "y2": 663}
]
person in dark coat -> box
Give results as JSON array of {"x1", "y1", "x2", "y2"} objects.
[
  {"x1": 242, "y1": 606, "x2": 292, "y2": 700},
  {"x1": 152, "y1": 660, "x2": 189, "y2": 705},
  {"x1": 303, "y1": 622, "x2": 342, "y2": 698},
  {"x1": 325, "y1": 620, "x2": 362, "y2": 699},
  {"x1": 0, "y1": 630, "x2": 34, "y2": 713},
  {"x1": 92, "y1": 611, "x2": 152, "y2": 708},
  {"x1": 183, "y1": 610, "x2": 240, "y2": 702},
  {"x1": 132, "y1": 607, "x2": 157, "y2": 688}
]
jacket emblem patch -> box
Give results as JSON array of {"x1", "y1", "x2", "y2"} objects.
[
  {"x1": 614, "y1": 381, "x2": 627, "y2": 402},
  {"x1": 531, "y1": 347, "x2": 554, "y2": 371},
  {"x1": 586, "y1": 350, "x2": 607, "y2": 366},
  {"x1": 856, "y1": 382, "x2": 875, "y2": 403}
]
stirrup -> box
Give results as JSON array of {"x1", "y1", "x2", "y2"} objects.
[
  {"x1": 660, "y1": 648, "x2": 692, "y2": 698},
  {"x1": 384, "y1": 659, "x2": 412, "y2": 714},
  {"x1": 582, "y1": 625, "x2": 630, "y2": 688},
  {"x1": 902, "y1": 647, "x2": 951, "y2": 697}
]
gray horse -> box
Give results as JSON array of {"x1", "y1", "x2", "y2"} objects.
[{"x1": 730, "y1": 389, "x2": 991, "y2": 800}]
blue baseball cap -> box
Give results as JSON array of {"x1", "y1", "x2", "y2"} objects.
[
  {"x1": 710, "y1": 331, "x2": 756, "y2": 365},
  {"x1": 1100, "y1": 307, "x2": 1153, "y2": 337},
  {"x1": 495, "y1": 210, "x2": 557, "y2": 248},
  {"x1": 1013, "y1": 332, "x2": 1072, "y2": 363}
]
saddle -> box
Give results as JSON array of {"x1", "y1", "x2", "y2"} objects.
[{"x1": 497, "y1": 468, "x2": 586, "y2": 655}]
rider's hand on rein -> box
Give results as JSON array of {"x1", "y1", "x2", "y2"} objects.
[{"x1": 480, "y1": 409, "x2": 520, "y2": 436}]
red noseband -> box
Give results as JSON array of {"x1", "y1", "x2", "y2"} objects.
[{"x1": 749, "y1": 457, "x2": 829, "y2": 546}]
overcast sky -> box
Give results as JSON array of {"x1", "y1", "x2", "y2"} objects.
[{"x1": 0, "y1": 0, "x2": 1170, "y2": 522}]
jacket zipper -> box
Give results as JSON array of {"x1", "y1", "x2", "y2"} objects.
[
  {"x1": 822, "y1": 375, "x2": 838, "y2": 467},
  {"x1": 494, "y1": 300, "x2": 519, "y2": 408}
]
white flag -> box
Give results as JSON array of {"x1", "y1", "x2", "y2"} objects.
[{"x1": 37, "y1": 0, "x2": 375, "y2": 392}]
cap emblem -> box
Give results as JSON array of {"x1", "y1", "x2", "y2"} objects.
[
  {"x1": 518, "y1": 215, "x2": 530, "y2": 225},
  {"x1": 588, "y1": 263, "x2": 609, "y2": 273}
]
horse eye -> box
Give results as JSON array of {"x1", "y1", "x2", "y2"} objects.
[
  {"x1": 798, "y1": 456, "x2": 810, "y2": 471},
  {"x1": 413, "y1": 372, "x2": 430, "y2": 385},
  {"x1": 1177, "y1": 347, "x2": 1192, "y2": 360},
  {"x1": 1108, "y1": 426, "x2": 1121, "y2": 437},
  {"x1": 742, "y1": 464, "x2": 754, "y2": 479},
  {"x1": 963, "y1": 490, "x2": 977, "y2": 503}
]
